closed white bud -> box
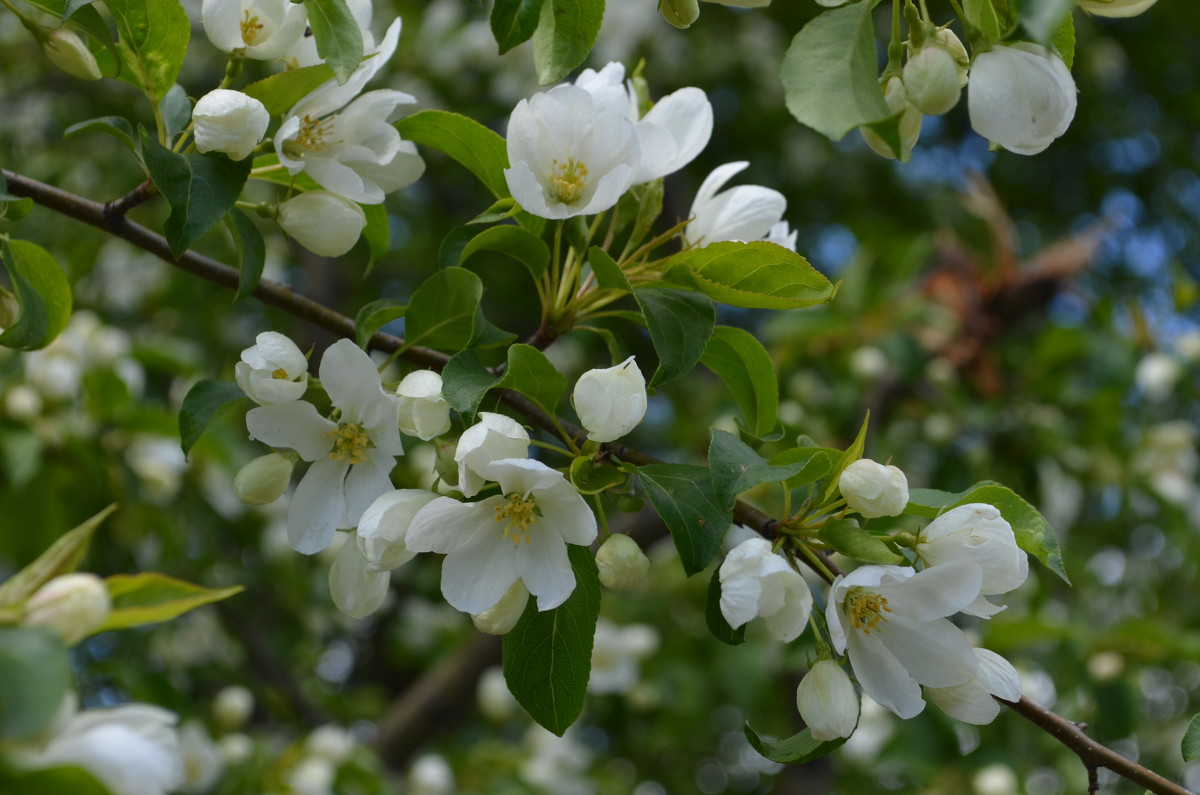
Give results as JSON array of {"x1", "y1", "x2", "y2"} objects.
[
  {"x1": 573, "y1": 356, "x2": 647, "y2": 443},
  {"x1": 212, "y1": 685, "x2": 254, "y2": 730},
  {"x1": 455, "y1": 412, "x2": 529, "y2": 498},
  {"x1": 1077, "y1": 0, "x2": 1157, "y2": 17},
  {"x1": 595, "y1": 534, "x2": 650, "y2": 590},
  {"x1": 659, "y1": 0, "x2": 699, "y2": 28},
  {"x1": 795, "y1": 659, "x2": 859, "y2": 741},
  {"x1": 968, "y1": 42, "x2": 1077, "y2": 156},
  {"x1": 235, "y1": 331, "x2": 308, "y2": 405},
  {"x1": 471, "y1": 580, "x2": 529, "y2": 635},
  {"x1": 903, "y1": 45, "x2": 962, "y2": 116},
  {"x1": 396, "y1": 371, "x2": 452, "y2": 441},
  {"x1": 276, "y1": 192, "x2": 367, "y2": 257},
  {"x1": 192, "y1": 90, "x2": 269, "y2": 161},
  {"x1": 935, "y1": 28, "x2": 970, "y2": 87},
  {"x1": 356, "y1": 489, "x2": 438, "y2": 572},
  {"x1": 42, "y1": 28, "x2": 102, "y2": 81},
  {"x1": 233, "y1": 453, "x2": 293, "y2": 505},
  {"x1": 861, "y1": 76, "x2": 922, "y2": 160},
  {"x1": 838, "y1": 458, "x2": 909, "y2": 518},
  {"x1": 24, "y1": 572, "x2": 111, "y2": 645}
]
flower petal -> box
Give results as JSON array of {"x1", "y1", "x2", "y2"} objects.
[
  {"x1": 329, "y1": 538, "x2": 389, "y2": 618},
  {"x1": 516, "y1": 531, "x2": 575, "y2": 611},
  {"x1": 442, "y1": 535, "x2": 520, "y2": 614},
  {"x1": 246, "y1": 401, "x2": 335, "y2": 461},
  {"x1": 342, "y1": 447, "x2": 397, "y2": 528},
  {"x1": 406, "y1": 496, "x2": 503, "y2": 555},
  {"x1": 876, "y1": 614, "x2": 977, "y2": 688},
  {"x1": 846, "y1": 627, "x2": 926, "y2": 719},
  {"x1": 288, "y1": 457, "x2": 350, "y2": 554}
]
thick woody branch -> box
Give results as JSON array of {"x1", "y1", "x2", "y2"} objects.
[{"x1": 5, "y1": 170, "x2": 1192, "y2": 794}]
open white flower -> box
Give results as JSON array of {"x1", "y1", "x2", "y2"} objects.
[
  {"x1": 504, "y1": 84, "x2": 641, "y2": 219},
  {"x1": 968, "y1": 42, "x2": 1077, "y2": 156},
  {"x1": 235, "y1": 331, "x2": 308, "y2": 405},
  {"x1": 573, "y1": 356, "x2": 647, "y2": 443},
  {"x1": 406, "y1": 458, "x2": 598, "y2": 614},
  {"x1": 839, "y1": 459, "x2": 909, "y2": 519},
  {"x1": 246, "y1": 339, "x2": 403, "y2": 554},
  {"x1": 795, "y1": 659, "x2": 859, "y2": 741},
  {"x1": 396, "y1": 370, "x2": 452, "y2": 440},
  {"x1": 926, "y1": 647, "x2": 1023, "y2": 724},
  {"x1": 719, "y1": 538, "x2": 813, "y2": 642},
  {"x1": 915, "y1": 503, "x2": 1028, "y2": 617},
  {"x1": 1077, "y1": 0, "x2": 1157, "y2": 17},
  {"x1": 684, "y1": 161, "x2": 787, "y2": 247},
  {"x1": 455, "y1": 412, "x2": 530, "y2": 498},
  {"x1": 202, "y1": 0, "x2": 307, "y2": 61},
  {"x1": 827, "y1": 562, "x2": 982, "y2": 719},
  {"x1": 192, "y1": 90, "x2": 269, "y2": 161}
]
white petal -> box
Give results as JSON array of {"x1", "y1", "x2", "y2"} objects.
[
  {"x1": 875, "y1": 614, "x2": 977, "y2": 688},
  {"x1": 926, "y1": 678, "x2": 1000, "y2": 725},
  {"x1": 246, "y1": 401, "x2": 335, "y2": 461},
  {"x1": 356, "y1": 488, "x2": 437, "y2": 571},
  {"x1": 342, "y1": 447, "x2": 396, "y2": 528},
  {"x1": 534, "y1": 483, "x2": 598, "y2": 546},
  {"x1": 516, "y1": 531, "x2": 575, "y2": 611},
  {"x1": 442, "y1": 535, "x2": 520, "y2": 614},
  {"x1": 406, "y1": 496, "x2": 501, "y2": 555},
  {"x1": 635, "y1": 87, "x2": 713, "y2": 182},
  {"x1": 974, "y1": 648, "x2": 1023, "y2": 702},
  {"x1": 329, "y1": 538, "x2": 389, "y2": 618},
  {"x1": 880, "y1": 561, "x2": 982, "y2": 621},
  {"x1": 846, "y1": 627, "x2": 926, "y2": 719},
  {"x1": 690, "y1": 161, "x2": 748, "y2": 217},
  {"x1": 763, "y1": 577, "x2": 813, "y2": 642},
  {"x1": 288, "y1": 457, "x2": 349, "y2": 554}
]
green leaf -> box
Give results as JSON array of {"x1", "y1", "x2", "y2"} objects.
[
  {"x1": 63, "y1": 116, "x2": 136, "y2": 153},
  {"x1": 0, "y1": 764, "x2": 110, "y2": 795},
  {"x1": 0, "y1": 628, "x2": 70, "y2": 740},
  {"x1": 97, "y1": 573, "x2": 243, "y2": 631},
  {"x1": 769, "y1": 447, "x2": 839, "y2": 489},
  {"x1": 354, "y1": 298, "x2": 406, "y2": 349},
  {"x1": 397, "y1": 111, "x2": 511, "y2": 199},
  {"x1": 63, "y1": 0, "x2": 95, "y2": 18},
  {"x1": 569, "y1": 457, "x2": 626, "y2": 495},
  {"x1": 708, "y1": 430, "x2": 823, "y2": 510},
  {"x1": 860, "y1": 108, "x2": 910, "y2": 162},
  {"x1": 227, "y1": 209, "x2": 265, "y2": 302},
  {"x1": 1016, "y1": 0, "x2": 1073, "y2": 43},
  {"x1": 441, "y1": 350, "x2": 498, "y2": 416},
  {"x1": 744, "y1": 724, "x2": 848, "y2": 765},
  {"x1": 467, "y1": 197, "x2": 519, "y2": 225},
  {"x1": 1183, "y1": 713, "x2": 1200, "y2": 762},
  {"x1": 361, "y1": 203, "x2": 390, "y2": 276},
  {"x1": 706, "y1": 569, "x2": 746, "y2": 646},
  {"x1": 1051, "y1": 10, "x2": 1075, "y2": 70},
  {"x1": 634, "y1": 288, "x2": 715, "y2": 387},
  {"x1": 820, "y1": 517, "x2": 904, "y2": 564},
  {"x1": 963, "y1": 0, "x2": 1015, "y2": 41},
  {"x1": 104, "y1": 0, "x2": 189, "y2": 102},
  {"x1": 0, "y1": 240, "x2": 73, "y2": 352},
  {"x1": 178, "y1": 379, "x2": 246, "y2": 456},
  {"x1": 588, "y1": 246, "x2": 631, "y2": 292},
  {"x1": 531, "y1": 0, "x2": 605, "y2": 85},
  {"x1": 404, "y1": 267, "x2": 513, "y2": 353},
  {"x1": 818, "y1": 413, "x2": 869, "y2": 507},
  {"x1": 306, "y1": 0, "x2": 365, "y2": 84},
  {"x1": 503, "y1": 545, "x2": 600, "y2": 736},
  {"x1": 492, "y1": 0, "x2": 547, "y2": 54},
  {"x1": 781, "y1": 0, "x2": 890, "y2": 141},
  {"x1": 243, "y1": 64, "x2": 337, "y2": 116},
  {"x1": 702, "y1": 326, "x2": 778, "y2": 438},
  {"x1": 664, "y1": 241, "x2": 836, "y2": 310},
  {"x1": 496, "y1": 344, "x2": 567, "y2": 416},
  {"x1": 0, "y1": 505, "x2": 116, "y2": 607},
  {"x1": 460, "y1": 225, "x2": 550, "y2": 281},
  {"x1": 639, "y1": 464, "x2": 729, "y2": 576},
  {"x1": 160, "y1": 83, "x2": 191, "y2": 144},
  {"x1": 905, "y1": 482, "x2": 1069, "y2": 583},
  {"x1": 248, "y1": 154, "x2": 323, "y2": 192},
  {"x1": 140, "y1": 132, "x2": 253, "y2": 258}
]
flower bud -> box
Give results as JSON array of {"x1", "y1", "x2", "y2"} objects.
[
  {"x1": 595, "y1": 534, "x2": 650, "y2": 590},
  {"x1": 276, "y1": 192, "x2": 367, "y2": 257},
  {"x1": 455, "y1": 413, "x2": 529, "y2": 497},
  {"x1": 23, "y1": 572, "x2": 111, "y2": 645},
  {"x1": 212, "y1": 685, "x2": 254, "y2": 731},
  {"x1": 935, "y1": 28, "x2": 970, "y2": 87},
  {"x1": 795, "y1": 659, "x2": 859, "y2": 741},
  {"x1": 471, "y1": 580, "x2": 529, "y2": 635},
  {"x1": 1077, "y1": 0, "x2": 1157, "y2": 17},
  {"x1": 396, "y1": 371, "x2": 452, "y2": 441},
  {"x1": 0, "y1": 286, "x2": 20, "y2": 330},
  {"x1": 573, "y1": 356, "x2": 647, "y2": 443},
  {"x1": 659, "y1": 0, "x2": 700, "y2": 28},
  {"x1": 838, "y1": 458, "x2": 909, "y2": 518},
  {"x1": 234, "y1": 453, "x2": 294, "y2": 505},
  {"x1": 356, "y1": 489, "x2": 438, "y2": 571},
  {"x1": 192, "y1": 89, "x2": 270, "y2": 161},
  {"x1": 903, "y1": 45, "x2": 962, "y2": 116},
  {"x1": 968, "y1": 42, "x2": 1076, "y2": 156},
  {"x1": 235, "y1": 331, "x2": 308, "y2": 405},
  {"x1": 42, "y1": 28, "x2": 102, "y2": 81},
  {"x1": 861, "y1": 76, "x2": 922, "y2": 160}
]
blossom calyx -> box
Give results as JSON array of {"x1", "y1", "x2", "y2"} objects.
[
  {"x1": 192, "y1": 90, "x2": 270, "y2": 161},
  {"x1": 277, "y1": 192, "x2": 367, "y2": 257},
  {"x1": 42, "y1": 29, "x2": 102, "y2": 81},
  {"x1": 595, "y1": 534, "x2": 650, "y2": 590},
  {"x1": 838, "y1": 458, "x2": 909, "y2": 518},
  {"x1": 574, "y1": 356, "x2": 647, "y2": 443},
  {"x1": 23, "y1": 572, "x2": 111, "y2": 645},
  {"x1": 234, "y1": 453, "x2": 294, "y2": 505},
  {"x1": 795, "y1": 660, "x2": 859, "y2": 741}
]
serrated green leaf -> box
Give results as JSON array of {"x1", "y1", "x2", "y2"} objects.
[
  {"x1": 104, "y1": 0, "x2": 189, "y2": 103},
  {"x1": 141, "y1": 132, "x2": 252, "y2": 257},
  {"x1": 227, "y1": 209, "x2": 265, "y2": 302},
  {"x1": 361, "y1": 203, "x2": 390, "y2": 276},
  {"x1": 0, "y1": 240, "x2": 73, "y2": 352},
  {"x1": 639, "y1": 464, "x2": 729, "y2": 576},
  {"x1": 634, "y1": 288, "x2": 715, "y2": 387},
  {"x1": 744, "y1": 724, "x2": 848, "y2": 765},
  {"x1": 0, "y1": 628, "x2": 70, "y2": 740},
  {"x1": 0, "y1": 505, "x2": 116, "y2": 607},
  {"x1": 404, "y1": 267, "x2": 513, "y2": 353},
  {"x1": 708, "y1": 430, "x2": 822, "y2": 510},
  {"x1": 97, "y1": 573, "x2": 243, "y2": 631},
  {"x1": 820, "y1": 517, "x2": 904, "y2": 564},
  {"x1": 63, "y1": 116, "x2": 136, "y2": 153},
  {"x1": 664, "y1": 241, "x2": 836, "y2": 310},
  {"x1": 178, "y1": 379, "x2": 246, "y2": 456},
  {"x1": 354, "y1": 298, "x2": 406, "y2": 349},
  {"x1": 460, "y1": 225, "x2": 549, "y2": 281},
  {"x1": 496, "y1": 344, "x2": 567, "y2": 416},
  {"x1": 1183, "y1": 713, "x2": 1200, "y2": 761},
  {"x1": 307, "y1": 0, "x2": 365, "y2": 84},
  {"x1": 531, "y1": 0, "x2": 605, "y2": 85},
  {"x1": 706, "y1": 568, "x2": 746, "y2": 646},
  {"x1": 492, "y1": 0, "x2": 547, "y2": 53},
  {"x1": 1016, "y1": 0, "x2": 1073, "y2": 43},
  {"x1": 702, "y1": 326, "x2": 778, "y2": 438},
  {"x1": 441, "y1": 350, "x2": 498, "y2": 416},
  {"x1": 243, "y1": 64, "x2": 338, "y2": 116},
  {"x1": 781, "y1": 1, "x2": 890, "y2": 141},
  {"x1": 588, "y1": 246, "x2": 631, "y2": 292},
  {"x1": 503, "y1": 545, "x2": 600, "y2": 735},
  {"x1": 397, "y1": 111, "x2": 511, "y2": 199}
]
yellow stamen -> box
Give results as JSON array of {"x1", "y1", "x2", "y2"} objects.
[
  {"x1": 240, "y1": 10, "x2": 264, "y2": 45},
  {"x1": 327, "y1": 422, "x2": 370, "y2": 465},
  {"x1": 548, "y1": 158, "x2": 589, "y2": 204},
  {"x1": 284, "y1": 115, "x2": 340, "y2": 160},
  {"x1": 846, "y1": 589, "x2": 892, "y2": 635},
  {"x1": 271, "y1": 368, "x2": 289, "y2": 379},
  {"x1": 494, "y1": 493, "x2": 537, "y2": 545}
]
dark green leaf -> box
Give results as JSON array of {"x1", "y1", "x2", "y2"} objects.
[
  {"x1": 439, "y1": 226, "x2": 478, "y2": 270},
  {"x1": 1183, "y1": 713, "x2": 1200, "y2": 762},
  {"x1": 0, "y1": 240, "x2": 72, "y2": 352},
  {"x1": 639, "y1": 464, "x2": 729, "y2": 576},
  {"x1": 708, "y1": 430, "x2": 820, "y2": 510},
  {"x1": 492, "y1": 0, "x2": 547, "y2": 54},
  {"x1": 159, "y1": 83, "x2": 191, "y2": 144},
  {"x1": 496, "y1": 344, "x2": 567, "y2": 416},
  {"x1": 0, "y1": 764, "x2": 110, "y2": 795},
  {"x1": 404, "y1": 268, "x2": 513, "y2": 352},
  {"x1": 441, "y1": 350, "x2": 498, "y2": 416},
  {"x1": 178, "y1": 379, "x2": 246, "y2": 456},
  {"x1": 820, "y1": 517, "x2": 904, "y2": 564},
  {"x1": 0, "y1": 505, "x2": 115, "y2": 607},
  {"x1": 104, "y1": 0, "x2": 189, "y2": 102},
  {"x1": 397, "y1": 110, "x2": 511, "y2": 199},
  {"x1": 634, "y1": 288, "x2": 715, "y2": 387},
  {"x1": 706, "y1": 569, "x2": 746, "y2": 646},
  {"x1": 354, "y1": 298, "x2": 406, "y2": 349},
  {"x1": 702, "y1": 326, "x2": 779, "y2": 438},
  {"x1": 460, "y1": 225, "x2": 550, "y2": 281},
  {"x1": 744, "y1": 724, "x2": 847, "y2": 765},
  {"x1": 306, "y1": 0, "x2": 365, "y2": 84},
  {"x1": 664, "y1": 241, "x2": 836, "y2": 310},
  {"x1": 588, "y1": 246, "x2": 631, "y2": 292},
  {"x1": 63, "y1": 116, "x2": 136, "y2": 153},
  {"x1": 243, "y1": 64, "x2": 337, "y2": 116},
  {"x1": 0, "y1": 628, "x2": 70, "y2": 740},
  {"x1": 361, "y1": 203, "x2": 390, "y2": 276},
  {"x1": 226, "y1": 209, "x2": 265, "y2": 302},
  {"x1": 98, "y1": 573, "x2": 243, "y2": 631},
  {"x1": 531, "y1": 0, "x2": 605, "y2": 85},
  {"x1": 503, "y1": 545, "x2": 600, "y2": 736}
]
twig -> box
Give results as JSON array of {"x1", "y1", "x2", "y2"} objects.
[{"x1": 102, "y1": 178, "x2": 156, "y2": 223}]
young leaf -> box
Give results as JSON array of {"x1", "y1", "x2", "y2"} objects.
[
  {"x1": 178, "y1": 379, "x2": 247, "y2": 456},
  {"x1": 639, "y1": 464, "x2": 729, "y2": 576},
  {"x1": 397, "y1": 111, "x2": 511, "y2": 199},
  {"x1": 768, "y1": 447, "x2": 839, "y2": 489},
  {"x1": 820, "y1": 518, "x2": 904, "y2": 565},
  {"x1": 588, "y1": 246, "x2": 631, "y2": 292},
  {"x1": 0, "y1": 628, "x2": 70, "y2": 740},
  {"x1": 818, "y1": 412, "x2": 869, "y2": 507},
  {"x1": 104, "y1": 0, "x2": 189, "y2": 103},
  {"x1": 503, "y1": 545, "x2": 600, "y2": 736},
  {"x1": 63, "y1": 116, "x2": 137, "y2": 154},
  {"x1": 441, "y1": 350, "x2": 499, "y2": 416},
  {"x1": 354, "y1": 298, "x2": 406, "y2": 349},
  {"x1": 460, "y1": 225, "x2": 550, "y2": 281},
  {"x1": 963, "y1": 0, "x2": 1016, "y2": 41},
  {"x1": 492, "y1": 0, "x2": 547, "y2": 54},
  {"x1": 0, "y1": 505, "x2": 116, "y2": 607},
  {"x1": 744, "y1": 724, "x2": 848, "y2": 765},
  {"x1": 243, "y1": 64, "x2": 337, "y2": 116},
  {"x1": 706, "y1": 569, "x2": 746, "y2": 646},
  {"x1": 634, "y1": 288, "x2": 715, "y2": 387},
  {"x1": 361, "y1": 203, "x2": 390, "y2": 276},
  {"x1": 159, "y1": 83, "x2": 191, "y2": 144},
  {"x1": 97, "y1": 573, "x2": 243, "y2": 632},
  {"x1": 0, "y1": 240, "x2": 73, "y2": 352},
  {"x1": 495, "y1": 344, "x2": 567, "y2": 416},
  {"x1": 664, "y1": 241, "x2": 836, "y2": 310},
  {"x1": 1183, "y1": 713, "x2": 1200, "y2": 762},
  {"x1": 701, "y1": 326, "x2": 779, "y2": 438},
  {"x1": 708, "y1": 430, "x2": 817, "y2": 510},
  {"x1": 226, "y1": 209, "x2": 265, "y2": 302},
  {"x1": 531, "y1": 0, "x2": 605, "y2": 85},
  {"x1": 404, "y1": 267, "x2": 513, "y2": 352},
  {"x1": 306, "y1": 0, "x2": 365, "y2": 85},
  {"x1": 781, "y1": 0, "x2": 890, "y2": 141}
]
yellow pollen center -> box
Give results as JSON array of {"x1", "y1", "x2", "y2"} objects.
[
  {"x1": 495, "y1": 493, "x2": 537, "y2": 545},
  {"x1": 846, "y1": 589, "x2": 892, "y2": 634},
  {"x1": 286, "y1": 115, "x2": 340, "y2": 159},
  {"x1": 240, "y1": 10, "x2": 264, "y2": 45},
  {"x1": 548, "y1": 158, "x2": 589, "y2": 204},
  {"x1": 327, "y1": 422, "x2": 370, "y2": 465},
  {"x1": 271, "y1": 368, "x2": 289, "y2": 379}
]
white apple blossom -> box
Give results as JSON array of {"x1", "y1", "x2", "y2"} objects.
[
  {"x1": 356, "y1": 488, "x2": 439, "y2": 571},
  {"x1": 1135, "y1": 351, "x2": 1181, "y2": 402},
  {"x1": 504, "y1": 83, "x2": 641, "y2": 219},
  {"x1": 764, "y1": 221, "x2": 799, "y2": 251},
  {"x1": 396, "y1": 370, "x2": 452, "y2": 440},
  {"x1": 235, "y1": 331, "x2": 308, "y2": 405},
  {"x1": 212, "y1": 686, "x2": 254, "y2": 730},
  {"x1": 328, "y1": 535, "x2": 389, "y2": 618},
  {"x1": 573, "y1": 356, "x2": 647, "y2": 443},
  {"x1": 719, "y1": 537, "x2": 813, "y2": 642},
  {"x1": 826, "y1": 562, "x2": 982, "y2": 718},
  {"x1": 915, "y1": 503, "x2": 1028, "y2": 617},
  {"x1": 177, "y1": 721, "x2": 223, "y2": 793},
  {"x1": 589, "y1": 619, "x2": 659, "y2": 694},
  {"x1": 1077, "y1": 0, "x2": 1157, "y2": 16},
  {"x1": 795, "y1": 659, "x2": 859, "y2": 741},
  {"x1": 201, "y1": 0, "x2": 307, "y2": 61},
  {"x1": 276, "y1": 191, "x2": 368, "y2": 257},
  {"x1": 926, "y1": 647, "x2": 1023, "y2": 724},
  {"x1": 408, "y1": 754, "x2": 456, "y2": 795},
  {"x1": 23, "y1": 572, "x2": 111, "y2": 645},
  {"x1": 839, "y1": 458, "x2": 909, "y2": 518},
  {"x1": 192, "y1": 90, "x2": 269, "y2": 161},
  {"x1": 406, "y1": 458, "x2": 598, "y2": 614},
  {"x1": 968, "y1": 42, "x2": 1077, "y2": 156},
  {"x1": 454, "y1": 412, "x2": 530, "y2": 498},
  {"x1": 684, "y1": 161, "x2": 788, "y2": 247},
  {"x1": 246, "y1": 338, "x2": 404, "y2": 554}
]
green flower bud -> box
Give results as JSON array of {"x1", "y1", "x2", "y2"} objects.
[
  {"x1": 42, "y1": 28, "x2": 102, "y2": 81},
  {"x1": 861, "y1": 76, "x2": 922, "y2": 161},
  {"x1": 234, "y1": 453, "x2": 294, "y2": 505},
  {"x1": 23, "y1": 572, "x2": 111, "y2": 645},
  {"x1": 903, "y1": 45, "x2": 962, "y2": 116},
  {"x1": 596, "y1": 534, "x2": 650, "y2": 590},
  {"x1": 0, "y1": 286, "x2": 20, "y2": 330},
  {"x1": 659, "y1": 0, "x2": 700, "y2": 29}
]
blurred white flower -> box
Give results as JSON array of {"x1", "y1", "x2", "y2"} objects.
[
  {"x1": 1134, "y1": 351, "x2": 1181, "y2": 402},
  {"x1": 454, "y1": 412, "x2": 529, "y2": 498},
  {"x1": 23, "y1": 572, "x2": 110, "y2": 645},
  {"x1": 838, "y1": 459, "x2": 909, "y2": 518},
  {"x1": 396, "y1": 370, "x2": 452, "y2": 440},
  {"x1": 589, "y1": 619, "x2": 659, "y2": 694},
  {"x1": 521, "y1": 725, "x2": 593, "y2": 795},
  {"x1": 212, "y1": 686, "x2": 254, "y2": 730},
  {"x1": 1077, "y1": 0, "x2": 1157, "y2": 16},
  {"x1": 684, "y1": 161, "x2": 787, "y2": 247},
  {"x1": 408, "y1": 754, "x2": 456, "y2": 795},
  {"x1": 202, "y1": 0, "x2": 307, "y2": 60},
  {"x1": 126, "y1": 436, "x2": 188, "y2": 503},
  {"x1": 192, "y1": 90, "x2": 269, "y2": 161},
  {"x1": 719, "y1": 537, "x2": 812, "y2": 642},
  {"x1": 968, "y1": 42, "x2": 1077, "y2": 155},
  {"x1": 276, "y1": 191, "x2": 368, "y2": 257},
  {"x1": 573, "y1": 356, "x2": 647, "y2": 443},
  {"x1": 178, "y1": 721, "x2": 223, "y2": 793},
  {"x1": 235, "y1": 331, "x2": 308, "y2": 405},
  {"x1": 306, "y1": 724, "x2": 355, "y2": 762},
  {"x1": 795, "y1": 659, "x2": 859, "y2": 741},
  {"x1": 477, "y1": 665, "x2": 520, "y2": 722},
  {"x1": 915, "y1": 503, "x2": 1028, "y2": 617},
  {"x1": 287, "y1": 756, "x2": 335, "y2": 795}
]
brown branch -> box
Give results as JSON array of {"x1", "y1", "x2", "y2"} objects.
[
  {"x1": 102, "y1": 178, "x2": 156, "y2": 222},
  {"x1": 6, "y1": 169, "x2": 1192, "y2": 795}
]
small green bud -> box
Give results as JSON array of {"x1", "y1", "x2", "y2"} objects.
[
  {"x1": 659, "y1": 0, "x2": 700, "y2": 29},
  {"x1": 596, "y1": 534, "x2": 650, "y2": 590},
  {"x1": 234, "y1": 453, "x2": 294, "y2": 505},
  {"x1": 42, "y1": 28, "x2": 102, "y2": 81},
  {"x1": 0, "y1": 286, "x2": 20, "y2": 330}
]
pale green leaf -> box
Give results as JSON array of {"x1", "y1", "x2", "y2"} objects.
[
  {"x1": 531, "y1": 0, "x2": 605, "y2": 85},
  {"x1": 0, "y1": 505, "x2": 116, "y2": 607},
  {"x1": 664, "y1": 241, "x2": 836, "y2": 310},
  {"x1": 0, "y1": 240, "x2": 73, "y2": 352},
  {"x1": 701, "y1": 326, "x2": 778, "y2": 438},
  {"x1": 97, "y1": 573, "x2": 242, "y2": 631},
  {"x1": 306, "y1": 0, "x2": 365, "y2": 84},
  {"x1": 104, "y1": 0, "x2": 189, "y2": 103},
  {"x1": 0, "y1": 628, "x2": 70, "y2": 740},
  {"x1": 243, "y1": 64, "x2": 337, "y2": 116}
]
